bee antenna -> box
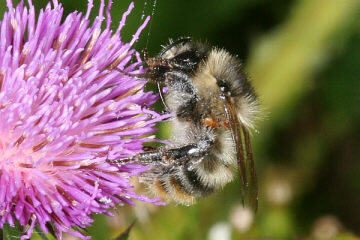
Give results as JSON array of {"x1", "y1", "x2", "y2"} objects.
[
  {"x1": 157, "y1": 82, "x2": 169, "y2": 110},
  {"x1": 159, "y1": 37, "x2": 192, "y2": 56},
  {"x1": 143, "y1": 48, "x2": 150, "y2": 62}
]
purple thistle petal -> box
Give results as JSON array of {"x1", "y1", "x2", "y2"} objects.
[{"x1": 0, "y1": 0, "x2": 167, "y2": 239}]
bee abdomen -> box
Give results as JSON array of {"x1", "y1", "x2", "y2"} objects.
[
  {"x1": 146, "y1": 164, "x2": 217, "y2": 205},
  {"x1": 183, "y1": 166, "x2": 216, "y2": 197},
  {"x1": 149, "y1": 175, "x2": 196, "y2": 204}
]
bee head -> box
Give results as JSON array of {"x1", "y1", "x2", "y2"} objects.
[{"x1": 145, "y1": 58, "x2": 170, "y2": 82}]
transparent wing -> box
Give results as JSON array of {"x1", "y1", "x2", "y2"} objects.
[{"x1": 224, "y1": 97, "x2": 258, "y2": 212}]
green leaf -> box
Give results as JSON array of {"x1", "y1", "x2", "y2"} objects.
[
  {"x1": 2, "y1": 223, "x2": 22, "y2": 240},
  {"x1": 35, "y1": 225, "x2": 49, "y2": 240},
  {"x1": 113, "y1": 221, "x2": 136, "y2": 240}
]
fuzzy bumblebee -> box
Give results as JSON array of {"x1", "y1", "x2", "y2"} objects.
[{"x1": 118, "y1": 37, "x2": 259, "y2": 210}]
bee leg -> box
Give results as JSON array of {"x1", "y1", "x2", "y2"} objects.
[
  {"x1": 135, "y1": 137, "x2": 214, "y2": 166},
  {"x1": 108, "y1": 139, "x2": 211, "y2": 166},
  {"x1": 136, "y1": 137, "x2": 217, "y2": 200}
]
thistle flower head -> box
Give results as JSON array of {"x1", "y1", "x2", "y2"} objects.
[{"x1": 0, "y1": 0, "x2": 165, "y2": 239}]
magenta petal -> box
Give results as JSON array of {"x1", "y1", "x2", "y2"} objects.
[{"x1": 0, "y1": 0, "x2": 165, "y2": 239}]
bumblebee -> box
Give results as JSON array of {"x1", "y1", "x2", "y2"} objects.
[{"x1": 120, "y1": 37, "x2": 259, "y2": 210}]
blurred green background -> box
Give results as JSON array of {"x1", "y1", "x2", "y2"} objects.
[{"x1": 2, "y1": 0, "x2": 360, "y2": 239}]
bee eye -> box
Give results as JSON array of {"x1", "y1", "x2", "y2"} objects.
[
  {"x1": 175, "y1": 51, "x2": 195, "y2": 62},
  {"x1": 173, "y1": 51, "x2": 201, "y2": 71}
]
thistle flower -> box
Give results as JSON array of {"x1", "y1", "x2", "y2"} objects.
[{"x1": 0, "y1": 0, "x2": 166, "y2": 239}]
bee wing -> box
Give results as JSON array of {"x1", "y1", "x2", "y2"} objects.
[
  {"x1": 242, "y1": 124, "x2": 258, "y2": 212},
  {"x1": 224, "y1": 98, "x2": 258, "y2": 212}
]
